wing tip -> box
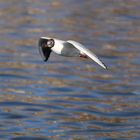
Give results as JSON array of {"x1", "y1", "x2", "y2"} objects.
[{"x1": 100, "y1": 62, "x2": 108, "y2": 70}]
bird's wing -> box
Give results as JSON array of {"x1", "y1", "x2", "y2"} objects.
[
  {"x1": 39, "y1": 46, "x2": 52, "y2": 61},
  {"x1": 38, "y1": 38, "x2": 52, "y2": 61},
  {"x1": 67, "y1": 40, "x2": 107, "y2": 69}
]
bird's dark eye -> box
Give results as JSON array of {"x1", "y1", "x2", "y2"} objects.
[{"x1": 47, "y1": 39, "x2": 54, "y2": 48}]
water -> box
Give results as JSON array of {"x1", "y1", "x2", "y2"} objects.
[{"x1": 0, "y1": 0, "x2": 140, "y2": 139}]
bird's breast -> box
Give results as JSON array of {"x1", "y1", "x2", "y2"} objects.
[
  {"x1": 52, "y1": 40, "x2": 80, "y2": 57},
  {"x1": 51, "y1": 39, "x2": 65, "y2": 55}
]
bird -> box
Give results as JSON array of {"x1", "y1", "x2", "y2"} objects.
[{"x1": 38, "y1": 37, "x2": 107, "y2": 69}]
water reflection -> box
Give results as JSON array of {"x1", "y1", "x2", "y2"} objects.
[{"x1": 0, "y1": 0, "x2": 140, "y2": 140}]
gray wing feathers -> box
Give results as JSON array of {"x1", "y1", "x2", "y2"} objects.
[{"x1": 67, "y1": 40, "x2": 107, "y2": 69}]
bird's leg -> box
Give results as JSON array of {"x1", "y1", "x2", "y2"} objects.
[{"x1": 79, "y1": 53, "x2": 88, "y2": 58}]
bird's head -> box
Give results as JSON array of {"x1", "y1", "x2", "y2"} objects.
[{"x1": 38, "y1": 37, "x2": 55, "y2": 61}]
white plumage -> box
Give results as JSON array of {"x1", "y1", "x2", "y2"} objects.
[{"x1": 39, "y1": 37, "x2": 107, "y2": 69}]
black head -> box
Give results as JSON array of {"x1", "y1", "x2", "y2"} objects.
[{"x1": 38, "y1": 38, "x2": 55, "y2": 61}]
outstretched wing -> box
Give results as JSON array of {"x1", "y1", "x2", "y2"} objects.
[
  {"x1": 67, "y1": 40, "x2": 107, "y2": 69},
  {"x1": 38, "y1": 38, "x2": 52, "y2": 61}
]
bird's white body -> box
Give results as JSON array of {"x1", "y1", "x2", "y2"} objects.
[
  {"x1": 39, "y1": 37, "x2": 107, "y2": 69},
  {"x1": 52, "y1": 39, "x2": 65, "y2": 55},
  {"x1": 41, "y1": 37, "x2": 64, "y2": 55}
]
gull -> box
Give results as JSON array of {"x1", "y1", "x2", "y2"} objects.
[{"x1": 38, "y1": 37, "x2": 107, "y2": 69}]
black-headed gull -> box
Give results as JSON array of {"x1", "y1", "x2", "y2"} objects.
[{"x1": 38, "y1": 37, "x2": 107, "y2": 69}]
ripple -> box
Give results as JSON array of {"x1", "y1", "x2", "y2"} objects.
[
  {"x1": 11, "y1": 137, "x2": 48, "y2": 140},
  {"x1": 0, "y1": 0, "x2": 140, "y2": 139},
  {"x1": 0, "y1": 73, "x2": 29, "y2": 80}
]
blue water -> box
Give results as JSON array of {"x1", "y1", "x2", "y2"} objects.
[{"x1": 0, "y1": 0, "x2": 140, "y2": 140}]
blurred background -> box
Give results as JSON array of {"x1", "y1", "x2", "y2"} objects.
[{"x1": 0, "y1": 0, "x2": 140, "y2": 139}]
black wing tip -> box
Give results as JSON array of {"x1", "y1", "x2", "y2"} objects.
[
  {"x1": 38, "y1": 38, "x2": 51, "y2": 62},
  {"x1": 102, "y1": 62, "x2": 108, "y2": 70},
  {"x1": 103, "y1": 63, "x2": 108, "y2": 70}
]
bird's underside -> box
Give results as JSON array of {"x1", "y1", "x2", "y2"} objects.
[{"x1": 38, "y1": 37, "x2": 107, "y2": 69}]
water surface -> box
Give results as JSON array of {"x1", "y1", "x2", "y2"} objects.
[{"x1": 0, "y1": 0, "x2": 140, "y2": 139}]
